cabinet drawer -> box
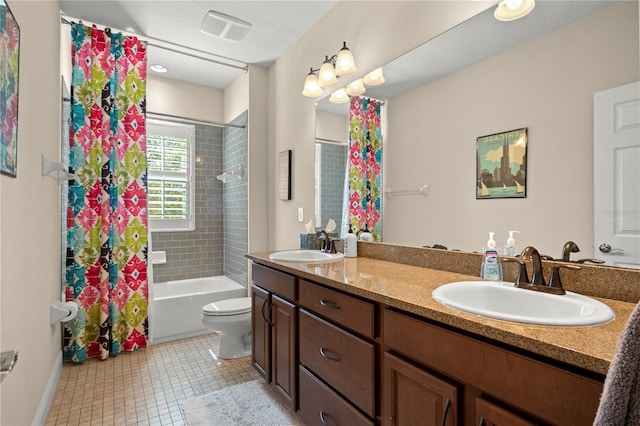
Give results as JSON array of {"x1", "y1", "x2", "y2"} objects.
[
  {"x1": 299, "y1": 366, "x2": 373, "y2": 426},
  {"x1": 299, "y1": 310, "x2": 375, "y2": 417},
  {"x1": 475, "y1": 398, "x2": 536, "y2": 426},
  {"x1": 299, "y1": 279, "x2": 375, "y2": 338},
  {"x1": 252, "y1": 263, "x2": 296, "y2": 301},
  {"x1": 383, "y1": 308, "x2": 603, "y2": 425}
]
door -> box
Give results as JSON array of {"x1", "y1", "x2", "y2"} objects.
[
  {"x1": 383, "y1": 352, "x2": 458, "y2": 426},
  {"x1": 251, "y1": 285, "x2": 270, "y2": 381},
  {"x1": 271, "y1": 294, "x2": 297, "y2": 410},
  {"x1": 594, "y1": 82, "x2": 640, "y2": 269}
]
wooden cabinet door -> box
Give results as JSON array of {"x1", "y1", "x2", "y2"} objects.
[
  {"x1": 383, "y1": 352, "x2": 458, "y2": 426},
  {"x1": 271, "y1": 294, "x2": 297, "y2": 410},
  {"x1": 251, "y1": 285, "x2": 270, "y2": 381},
  {"x1": 476, "y1": 398, "x2": 536, "y2": 426}
]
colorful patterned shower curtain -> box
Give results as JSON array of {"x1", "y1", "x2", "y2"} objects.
[
  {"x1": 345, "y1": 96, "x2": 382, "y2": 240},
  {"x1": 63, "y1": 23, "x2": 148, "y2": 363}
]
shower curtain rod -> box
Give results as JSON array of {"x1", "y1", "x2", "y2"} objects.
[
  {"x1": 61, "y1": 15, "x2": 249, "y2": 72},
  {"x1": 147, "y1": 112, "x2": 246, "y2": 129}
]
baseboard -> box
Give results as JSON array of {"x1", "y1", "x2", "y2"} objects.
[{"x1": 32, "y1": 351, "x2": 62, "y2": 426}]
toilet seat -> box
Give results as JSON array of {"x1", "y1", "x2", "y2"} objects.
[{"x1": 203, "y1": 297, "x2": 251, "y2": 316}]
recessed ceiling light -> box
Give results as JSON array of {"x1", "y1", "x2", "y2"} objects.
[{"x1": 150, "y1": 64, "x2": 168, "y2": 73}]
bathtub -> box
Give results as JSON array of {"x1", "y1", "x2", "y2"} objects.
[{"x1": 151, "y1": 276, "x2": 247, "y2": 344}]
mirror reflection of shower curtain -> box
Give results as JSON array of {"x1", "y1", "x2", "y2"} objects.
[
  {"x1": 64, "y1": 23, "x2": 148, "y2": 363},
  {"x1": 343, "y1": 96, "x2": 382, "y2": 241}
]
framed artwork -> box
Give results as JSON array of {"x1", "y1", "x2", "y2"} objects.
[
  {"x1": 476, "y1": 128, "x2": 527, "y2": 199},
  {"x1": 278, "y1": 149, "x2": 291, "y2": 201},
  {"x1": 1, "y1": 0, "x2": 20, "y2": 177}
]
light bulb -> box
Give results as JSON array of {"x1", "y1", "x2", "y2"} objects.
[
  {"x1": 329, "y1": 88, "x2": 349, "y2": 104},
  {"x1": 363, "y1": 68, "x2": 385, "y2": 86},
  {"x1": 335, "y1": 42, "x2": 357, "y2": 76},
  {"x1": 345, "y1": 78, "x2": 365, "y2": 96},
  {"x1": 319, "y1": 57, "x2": 338, "y2": 87},
  {"x1": 302, "y1": 69, "x2": 323, "y2": 97}
]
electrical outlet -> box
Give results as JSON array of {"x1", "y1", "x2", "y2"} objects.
[{"x1": 298, "y1": 207, "x2": 304, "y2": 222}]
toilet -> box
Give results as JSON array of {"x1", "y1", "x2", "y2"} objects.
[{"x1": 201, "y1": 297, "x2": 252, "y2": 359}]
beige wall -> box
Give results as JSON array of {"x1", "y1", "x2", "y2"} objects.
[
  {"x1": 147, "y1": 75, "x2": 224, "y2": 123},
  {"x1": 0, "y1": 1, "x2": 63, "y2": 425},
  {"x1": 316, "y1": 110, "x2": 348, "y2": 144},
  {"x1": 384, "y1": 2, "x2": 639, "y2": 258},
  {"x1": 268, "y1": 1, "x2": 495, "y2": 250}
]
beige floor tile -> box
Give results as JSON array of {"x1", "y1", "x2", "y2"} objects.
[{"x1": 45, "y1": 333, "x2": 260, "y2": 425}]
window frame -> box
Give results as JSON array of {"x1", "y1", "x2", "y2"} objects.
[{"x1": 147, "y1": 119, "x2": 196, "y2": 232}]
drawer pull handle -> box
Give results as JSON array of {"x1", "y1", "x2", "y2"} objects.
[
  {"x1": 320, "y1": 299, "x2": 341, "y2": 309},
  {"x1": 319, "y1": 347, "x2": 340, "y2": 362},
  {"x1": 478, "y1": 417, "x2": 486, "y2": 426},
  {"x1": 319, "y1": 411, "x2": 333, "y2": 426},
  {"x1": 441, "y1": 398, "x2": 451, "y2": 426}
]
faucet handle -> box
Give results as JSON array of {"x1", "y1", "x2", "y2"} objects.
[
  {"x1": 548, "y1": 264, "x2": 582, "y2": 295},
  {"x1": 327, "y1": 238, "x2": 340, "y2": 254},
  {"x1": 503, "y1": 257, "x2": 530, "y2": 287}
]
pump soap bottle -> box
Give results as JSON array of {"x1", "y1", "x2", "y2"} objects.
[
  {"x1": 344, "y1": 225, "x2": 358, "y2": 258},
  {"x1": 504, "y1": 231, "x2": 519, "y2": 257},
  {"x1": 481, "y1": 232, "x2": 503, "y2": 281}
]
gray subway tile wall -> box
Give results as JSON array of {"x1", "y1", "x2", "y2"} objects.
[
  {"x1": 150, "y1": 115, "x2": 249, "y2": 287},
  {"x1": 151, "y1": 124, "x2": 225, "y2": 283},
  {"x1": 223, "y1": 111, "x2": 249, "y2": 286},
  {"x1": 319, "y1": 142, "x2": 347, "y2": 232}
]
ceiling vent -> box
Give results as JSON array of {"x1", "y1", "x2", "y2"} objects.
[{"x1": 200, "y1": 10, "x2": 252, "y2": 42}]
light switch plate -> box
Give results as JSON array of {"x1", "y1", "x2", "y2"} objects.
[{"x1": 298, "y1": 207, "x2": 304, "y2": 222}]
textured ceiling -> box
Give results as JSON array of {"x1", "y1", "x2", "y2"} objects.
[{"x1": 60, "y1": 0, "x2": 339, "y2": 89}]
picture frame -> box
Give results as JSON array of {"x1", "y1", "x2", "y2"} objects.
[
  {"x1": 1, "y1": 0, "x2": 20, "y2": 177},
  {"x1": 476, "y1": 128, "x2": 527, "y2": 199},
  {"x1": 278, "y1": 149, "x2": 292, "y2": 201}
]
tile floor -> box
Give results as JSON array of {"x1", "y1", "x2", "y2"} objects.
[{"x1": 45, "y1": 333, "x2": 260, "y2": 426}]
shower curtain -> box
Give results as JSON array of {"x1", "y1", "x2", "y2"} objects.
[
  {"x1": 344, "y1": 96, "x2": 382, "y2": 241},
  {"x1": 63, "y1": 23, "x2": 148, "y2": 363}
]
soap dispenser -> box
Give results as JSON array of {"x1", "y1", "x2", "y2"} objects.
[
  {"x1": 358, "y1": 225, "x2": 374, "y2": 242},
  {"x1": 481, "y1": 232, "x2": 503, "y2": 281},
  {"x1": 344, "y1": 225, "x2": 358, "y2": 258},
  {"x1": 504, "y1": 231, "x2": 519, "y2": 257}
]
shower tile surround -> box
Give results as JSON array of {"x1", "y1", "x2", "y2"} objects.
[
  {"x1": 151, "y1": 113, "x2": 249, "y2": 286},
  {"x1": 223, "y1": 111, "x2": 249, "y2": 286},
  {"x1": 319, "y1": 142, "x2": 346, "y2": 232}
]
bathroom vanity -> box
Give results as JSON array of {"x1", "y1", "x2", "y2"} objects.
[{"x1": 247, "y1": 244, "x2": 638, "y2": 425}]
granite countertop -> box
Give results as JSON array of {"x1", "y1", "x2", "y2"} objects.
[{"x1": 247, "y1": 252, "x2": 637, "y2": 376}]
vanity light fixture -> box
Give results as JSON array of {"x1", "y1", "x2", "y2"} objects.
[
  {"x1": 363, "y1": 67, "x2": 385, "y2": 86},
  {"x1": 150, "y1": 64, "x2": 168, "y2": 73},
  {"x1": 319, "y1": 56, "x2": 338, "y2": 87},
  {"x1": 302, "y1": 41, "x2": 357, "y2": 97},
  {"x1": 494, "y1": 0, "x2": 535, "y2": 21},
  {"x1": 329, "y1": 88, "x2": 349, "y2": 104},
  {"x1": 345, "y1": 78, "x2": 366, "y2": 96},
  {"x1": 302, "y1": 68, "x2": 323, "y2": 97}
]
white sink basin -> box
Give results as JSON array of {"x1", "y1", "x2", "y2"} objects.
[
  {"x1": 269, "y1": 250, "x2": 344, "y2": 263},
  {"x1": 432, "y1": 281, "x2": 615, "y2": 326}
]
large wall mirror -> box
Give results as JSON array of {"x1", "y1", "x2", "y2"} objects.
[{"x1": 315, "y1": 1, "x2": 639, "y2": 269}]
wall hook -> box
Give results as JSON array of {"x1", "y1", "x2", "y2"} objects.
[{"x1": 41, "y1": 155, "x2": 75, "y2": 184}]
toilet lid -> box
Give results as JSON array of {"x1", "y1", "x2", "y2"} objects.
[{"x1": 203, "y1": 297, "x2": 251, "y2": 316}]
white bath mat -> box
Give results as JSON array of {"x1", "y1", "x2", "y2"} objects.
[{"x1": 180, "y1": 380, "x2": 303, "y2": 426}]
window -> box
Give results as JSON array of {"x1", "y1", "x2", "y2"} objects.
[{"x1": 147, "y1": 119, "x2": 195, "y2": 232}]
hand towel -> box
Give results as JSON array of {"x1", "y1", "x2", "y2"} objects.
[{"x1": 594, "y1": 300, "x2": 640, "y2": 425}]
